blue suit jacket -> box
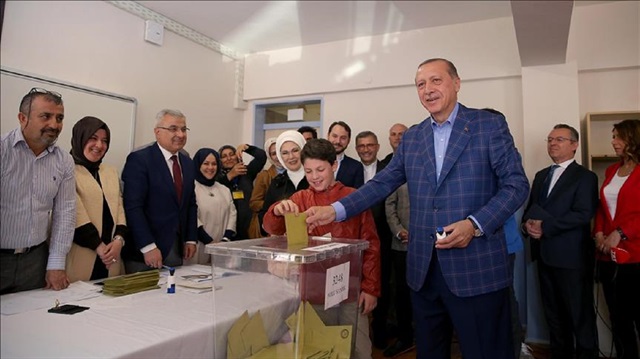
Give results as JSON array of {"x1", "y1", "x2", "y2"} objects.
[
  {"x1": 336, "y1": 154, "x2": 364, "y2": 189},
  {"x1": 339, "y1": 104, "x2": 529, "y2": 297},
  {"x1": 121, "y1": 143, "x2": 197, "y2": 262}
]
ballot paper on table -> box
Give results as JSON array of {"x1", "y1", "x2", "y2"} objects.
[
  {"x1": 285, "y1": 212, "x2": 309, "y2": 246},
  {"x1": 176, "y1": 274, "x2": 213, "y2": 293}
]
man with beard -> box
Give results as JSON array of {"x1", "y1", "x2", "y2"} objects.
[
  {"x1": 1, "y1": 88, "x2": 75, "y2": 294},
  {"x1": 328, "y1": 121, "x2": 364, "y2": 189}
]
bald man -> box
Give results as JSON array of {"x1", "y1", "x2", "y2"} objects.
[{"x1": 381, "y1": 123, "x2": 408, "y2": 165}]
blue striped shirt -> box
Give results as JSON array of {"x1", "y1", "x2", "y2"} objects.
[{"x1": 1, "y1": 128, "x2": 76, "y2": 270}]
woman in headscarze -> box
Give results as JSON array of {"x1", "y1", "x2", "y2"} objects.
[
  {"x1": 216, "y1": 143, "x2": 266, "y2": 240},
  {"x1": 258, "y1": 130, "x2": 309, "y2": 234},
  {"x1": 248, "y1": 137, "x2": 284, "y2": 238},
  {"x1": 189, "y1": 148, "x2": 237, "y2": 264},
  {"x1": 66, "y1": 116, "x2": 127, "y2": 282}
]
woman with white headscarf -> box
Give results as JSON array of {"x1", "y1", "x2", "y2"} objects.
[
  {"x1": 248, "y1": 137, "x2": 283, "y2": 238},
  {"x1": 258, "y1": 131, "x2": 309, "y2": 234}
]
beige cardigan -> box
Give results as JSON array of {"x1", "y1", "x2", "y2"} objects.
[{"x1": 66, "y1": 164, "x2": 126, "y2": 282}]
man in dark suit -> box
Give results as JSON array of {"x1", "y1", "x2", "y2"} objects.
[
  {"x1": 355, "y1": 130, "x2": 394, "y2": 350},
  {"x1": 381, "y1": 123, "x2": 408, "y2": 166},
  {"x1": 328, "y1": 121, "x2": 364, "y2": 188},
  {"x1": 306, "y1": 58, "x2": 529, "y2": 359},
  {"x1": 122, "y1": 109, "x2": 197, "y2": 273},
  {"x1": 522, "y1": 124, "x2": 599, "y2": 359}
]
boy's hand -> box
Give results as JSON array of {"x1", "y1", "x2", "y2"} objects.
[{"x1": 274, "y1": 200, "x2": 300, "y2": 216}]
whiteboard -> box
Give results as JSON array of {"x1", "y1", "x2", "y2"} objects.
[{"x1": 1, "y1": 67, "x2": 136, "y2": 173}]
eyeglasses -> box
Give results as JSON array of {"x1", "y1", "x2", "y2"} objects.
[
  {"x1": 356, "y1": 143, "x2": 379, "y2": 150},
  {"x1": 29, "y1": 87, "x2": 62, "y2": 99},
  {"x1": 545, "y1": 137, "x2": 575, "y2": 144},
  {"x1": 21, "y1": 88, "x2": 64, "y2": 118},
  {"x1": 157, "y1": 126, "x2": 190, "y2": 134}
]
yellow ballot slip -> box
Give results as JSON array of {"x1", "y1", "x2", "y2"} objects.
[
  {"x1": 285, "y1": 212, "x2": 309, "y2": 246},
  {"x1": 227, "y1": 310, "x2": 270, "y2": 359},
  {"x1": 250, "y1": 301, "x2": 352, "y2": 359}
]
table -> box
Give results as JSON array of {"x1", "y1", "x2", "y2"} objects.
[{"x1": 1, "y1": 265, "x2": 300, "y2": 358}]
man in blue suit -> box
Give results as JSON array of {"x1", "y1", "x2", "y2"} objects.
[
  {"x1": 306, "y1": 58, "x2": 529, "y2": 359},
  {"x1": 328, "y1": 121, "x2": 364, "y2": 189},
  {"x1": 122, "y1": 109, "x2": 197, "y2": 273}
]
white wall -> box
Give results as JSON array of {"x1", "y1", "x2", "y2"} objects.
[
  {"x1": 0, "y1": 1, "x2": 244, "y2": 159},
  {"x1": 567, "y1": 1, "x2": 640, "y2": 70},
  {"x1": 243, "y1": 16, "x2": 522, "y2": 100},
  {"x1": 242, "y1": 1, "x2": 639, "y2": 158}
]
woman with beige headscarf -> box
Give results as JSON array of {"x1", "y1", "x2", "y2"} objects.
[{"x1": 247, "y1": 137, "x2": 283, "y2": 238}]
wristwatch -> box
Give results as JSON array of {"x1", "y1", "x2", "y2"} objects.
[
  {"x1": 467, "y1": 218, "x2": 484, "y2": 237},
  {"x1": 113, "y1": 235, "x2": 125, "y2": 247},
  {"x1": 616, "y1": 227, "x2": 628, "y2": 241}
]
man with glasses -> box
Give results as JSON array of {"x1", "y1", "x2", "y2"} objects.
[
  {"x1": 121, "y1": 109, "x2": 197, "y2": 273},
  {"x1": 355, "y1": 130, "x2": 394, "y2": 351},
  {"x1": 522, "y1": 124, "x2": 599, "y2": 359},
  {"x1": 1, "y1": 88, "x2": 75, "y2": 294}
]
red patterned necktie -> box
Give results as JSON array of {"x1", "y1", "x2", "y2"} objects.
[{"x1": 171, "y1": 155, "x2": 183, "y2": 202}]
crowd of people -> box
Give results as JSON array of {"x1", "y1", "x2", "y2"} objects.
[{"x1": 1, "y1": 58, "x2": 638, "y2": 359}]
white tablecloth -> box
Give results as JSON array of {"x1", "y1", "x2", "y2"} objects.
[{"x1": 1, "y1": 265, "x2": 300, "y2": 359}]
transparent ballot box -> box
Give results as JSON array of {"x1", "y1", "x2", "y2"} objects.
[{"x1": 205, "y1": 235, "x2": 368, "y2": 359}]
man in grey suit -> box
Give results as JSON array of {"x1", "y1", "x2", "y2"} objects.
[
  {"x1": 384, "y1": 183, "x2": 414, "y2": 357},
  {"x1": 306, "y1": 58, "x2": 529, "y2": 359},
  {"x1": 522, "y1": 124, "x2": 599, "y2": 359}
]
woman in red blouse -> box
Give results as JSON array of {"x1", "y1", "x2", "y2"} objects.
[{"x1": 593, "y1": 119, "x2": 640, "y2": 359}]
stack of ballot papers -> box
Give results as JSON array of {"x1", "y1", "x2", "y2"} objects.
[{"x1": 102, "y1": 270, "x2": 160, "y2": 296}]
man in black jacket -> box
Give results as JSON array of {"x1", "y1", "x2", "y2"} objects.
[{"x1": 522, "y1": 124, "x2": 599, "y2": 359}]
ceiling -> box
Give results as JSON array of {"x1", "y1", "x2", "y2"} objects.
[{"x1": 137, "y1": 1, "x2": 609, "y2": 64}]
